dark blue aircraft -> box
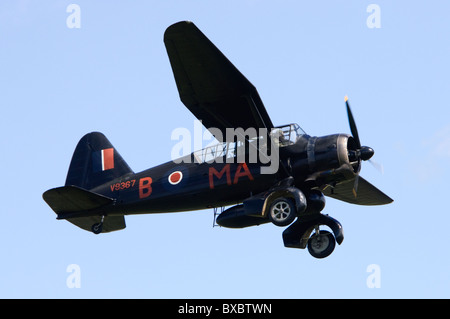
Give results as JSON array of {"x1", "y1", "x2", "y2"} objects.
[{"x1": 43, "y1": 21, "x2": 392, "y2": 258}]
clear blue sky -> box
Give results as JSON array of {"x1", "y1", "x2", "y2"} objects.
[{"x1": 1, "y1": 0, "x2": 449, "y2": 298}]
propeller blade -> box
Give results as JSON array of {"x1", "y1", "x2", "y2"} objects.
[
  {"x1": 369, "y1": 159, "x2": 384, "y2": 175},
  {"x1": 344, "y1": 96, "x2": 383, "y2": 198},
  {"x1": 352, "y1": 159, "x2": 361, "y2": 198},
  {"x1": 352, "y1": 174, "x2": 359, "y2": 198},
  {"x1": 345, "y1": 96, "x2": 361, "y2": 149}
]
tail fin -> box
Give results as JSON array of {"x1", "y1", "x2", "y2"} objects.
[
  {"x1": 65, "y1": 132, "x2": 133, "y2": 190},
  {"x1": 43, "y1": 132, "x2": 131, "y2": 233}
]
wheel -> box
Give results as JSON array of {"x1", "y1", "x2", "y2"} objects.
[
  {"x1": 268, "y1": 198, "x2": 296, "y2": 227},
  {"x1": 91, "y1": 222, "x2": 103, "y2": 234},
  {"x1": 307, "y1": 230, "x2": 336, "y2": 259}
]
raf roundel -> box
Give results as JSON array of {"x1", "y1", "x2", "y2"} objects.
[{"x1": 168, "y1": 171, "x2": 183, "y2": 185}]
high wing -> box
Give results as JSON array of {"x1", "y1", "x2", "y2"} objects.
[
  {"x1": 164, "y1": 21, "x2": 274, "y2": 134},
  {"x1": 319, "y1": 176, "x2": 393, "y2": 206}
]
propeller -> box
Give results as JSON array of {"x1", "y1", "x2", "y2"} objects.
[{"x1": 344, "y1": 96, "x2": 375, "y2": 197}]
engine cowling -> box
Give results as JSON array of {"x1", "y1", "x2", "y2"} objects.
[{"x1": 290, "y1": 134, "x2": 359, "y2": 181}]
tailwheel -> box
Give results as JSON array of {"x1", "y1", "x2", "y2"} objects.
[
  {"x1": 91, "y1": 216, "x2": 105, "y2": 234},
  {"x1": 307, "y1": 229, "x2": 336, "y2": 259},
  {"x1": 91, "y1": 222, "x2": 103, "y2": 234}
]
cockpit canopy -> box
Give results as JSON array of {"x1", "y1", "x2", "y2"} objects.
[
  {"x1": 271, "y1": 123, "x2": 306, "y2": 147},
  {"x1": 192, "y1": 123, "x2": 306, "y2": 164}
]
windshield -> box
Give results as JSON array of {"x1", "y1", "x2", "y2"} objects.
[{"x1": 271, "y1": 123, "x2": 306, "y2": 147}]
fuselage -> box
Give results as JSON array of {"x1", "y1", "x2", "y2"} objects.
[
  {"x1": 91, "y1": 158, "x2": 281, "y2": 216},
  {"x1": 89, "y1": 127, "x2": 357, "y2": 217}
]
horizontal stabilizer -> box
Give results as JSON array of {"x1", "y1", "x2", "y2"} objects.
[
  {"x1": 43, "y1": 186, "x2": 113, "y2": 214},
  {"x1": 43, "y1": 186, "x2": 125, "y2": 233},
  {"x1": 62, "y1": 215, "x2": 125, "y2": 233}
]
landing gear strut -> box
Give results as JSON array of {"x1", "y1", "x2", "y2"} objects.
[
  {"x1": 91, "y1": 215, "x2": 105, "y2": 234},
  {"x1": 282, "y1": 213, "x2": 344, "y2": 259},
  {"x1": 280, "y1": 190, "x2": 344, "y2": 258}
]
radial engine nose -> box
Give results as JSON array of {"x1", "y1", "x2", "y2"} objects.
[{"x1": 306, "y1": 134, "x2": 356, "y2": 172}]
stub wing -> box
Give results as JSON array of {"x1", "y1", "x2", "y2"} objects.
[
  {"x1": 319, "y1": 176, "x2": 393, "y2": 206},
  {"x1": 164, "y1": 21, "x2": 274, "y2": 135}
]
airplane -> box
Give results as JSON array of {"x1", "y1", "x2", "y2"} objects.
[{"x1": 43, "y1": 21, "x2": 393, "y2": 258}]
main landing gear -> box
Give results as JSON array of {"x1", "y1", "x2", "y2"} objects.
[
  {"x1": 281, "y1": 213, "x2": 343, "y2": 259},
  {"x1": 278, "y1": 190, "x2": 344, "y2": 259},
  {"x1": 307, "y1": 229, "x2": 336, "y2": 259}
]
